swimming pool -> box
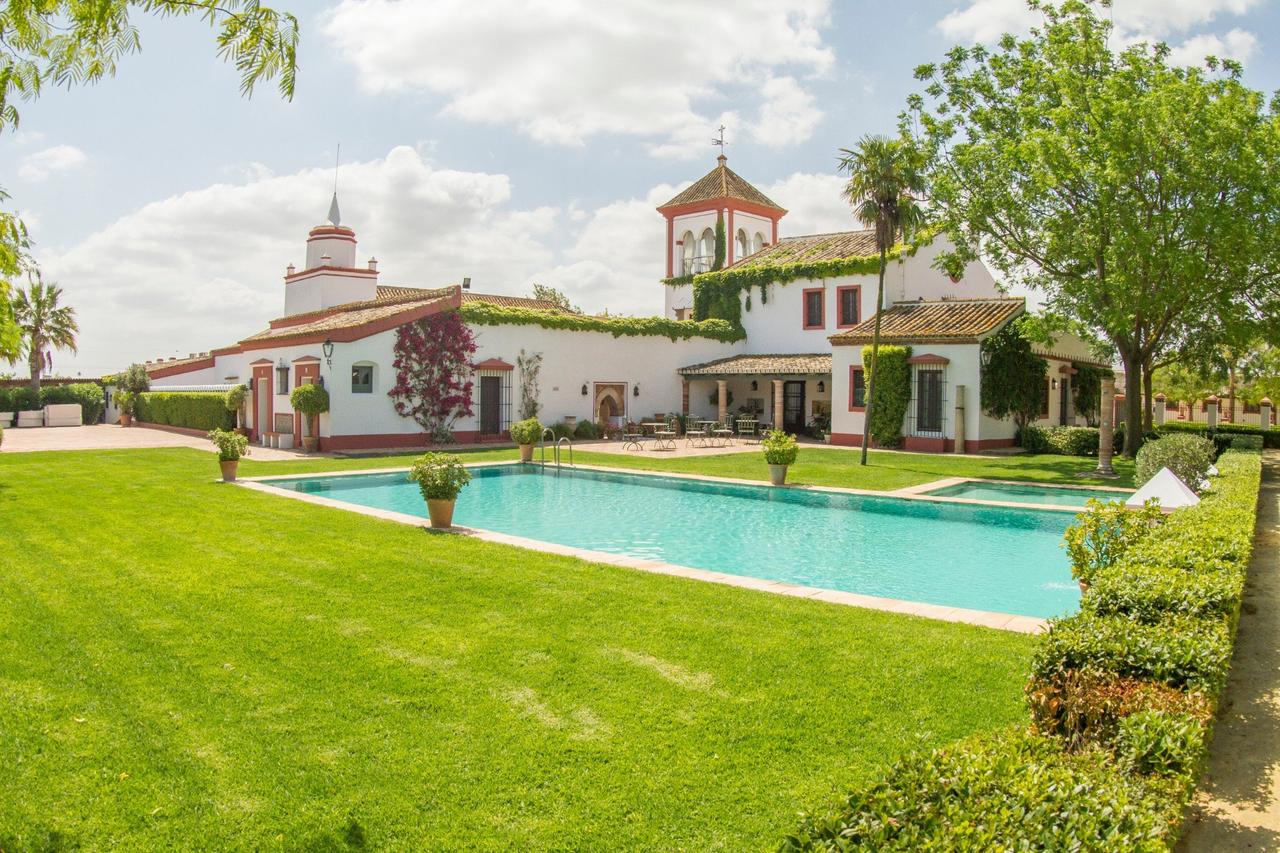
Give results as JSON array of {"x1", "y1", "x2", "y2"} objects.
[
  {"x1": 922, "y1": 480, "x2": 1131, "y2": 508},
  {"x1": 260, "y1": 465, "x2": 1080, "y2": 619}
]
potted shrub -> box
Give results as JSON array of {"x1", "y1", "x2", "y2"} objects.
[
  {"x1": 408, "y1": 452, "x2": 472, "y2": 528},
  {"x1": 116, "y1": 390, "x2": 136, "y2": 427},
  {"x1": 762, "y1": 429, "x2": 799, "y2": 486},
  {"x1": 289, "y1": 383, "x2": 330, "y2": 453},
  {"x1": 208, "y1": 428, "x2": 250, "y2": 481},
  {"x1": 225, "y1": 384, "x2": 250, "y2": 436},
  {"x1": 510, "y1": 417, "x2": 542, "y2": 462}
]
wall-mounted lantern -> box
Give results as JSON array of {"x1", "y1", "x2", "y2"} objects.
[
  {"x1": 1051, "y1": 378, "x2": 1059, "y2": 390},
  {"x1": 980, "y1": 345, "x2": 993, "y2": 369},
  {"x1": 633, "y1": 384, "x2": 640, "y2": 397},
  {"x1": 750, "y1": 380, "x2": 758, "y2": 391},
  {"x1": 322, "y1": 337, "x2": 335, "y2": 367},
  {"x1": 581, "y1": 383, "x2": 589, "y2": 396},
  {"x1": 817, "y1": 380, "x2": 826, "y2": 393}
]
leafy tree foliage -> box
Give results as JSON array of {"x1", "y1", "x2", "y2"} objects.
[
  {"x1": 10, "y1": 279, "x2": 77, "y2": 393},
  {"x1": 904, "y1": 0, "x2": 1280, "y2": 456},
  {"x1": 980, "y1": 319, "x2": 1048, "y2": 429},
  {"x1": 529, "y1": 283, "x2": 579, "y2": 314},
  {"x1": 388, "y1": 312, "x2": 478, "y2": 443}
]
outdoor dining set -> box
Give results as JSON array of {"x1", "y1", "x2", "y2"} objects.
[{"x1": 621, "y1": 416, "x2": 763, "y2": 451}]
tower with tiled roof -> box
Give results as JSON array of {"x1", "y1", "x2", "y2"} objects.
[
  {"x1": 657, "y1": 154, "x2": 786, "y2": 280},
  {"x1": 283, "y1": 193, "x2": 382, "y2": 317}
]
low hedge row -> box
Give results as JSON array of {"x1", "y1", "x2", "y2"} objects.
[
  {"x1": 136, "y1": 392, "x2": 234, "y2": 431},
  {"x1": 0, "y1": 384, "x2": 105, "y2": 423},
  {"x1": 1157, "y1": 419, "x2": 1279, "y2": 449},
  {"x1": 786, "y1": 449, "x2": 1262, "y2": 850},
  {"x1": 1020, "y1": 424, "x2": 1101, "y2": 456}
]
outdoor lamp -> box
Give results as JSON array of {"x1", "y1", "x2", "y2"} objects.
[
  {"x1": 322, "y1": 338, "x2": 335, "y2": 367},
  {"x1": 1052, "y1": 378, "x2": 1059, "y2": 390},
  {"x1": 979, "y1": 346, "x2": 993, "y2": 369},
  {"x1": 581, "y1": 383, "x2": 588, "y2": 396},
  {"x1": 817, "y1": 380, "x2": 825, "y2": 393},
  {"x1": 751, "y1": 380, "x2": 758, "y2": 391},
  {"x1": 633, "y1": 384, "x2": 640, "y2": 397}
]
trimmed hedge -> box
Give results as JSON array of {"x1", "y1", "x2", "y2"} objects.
[
  {"x1": 1135, "y1": 433, "x2": 1215, "y2": 489},
  {"x1": 1157, "y1": 419, "x2": 1280, "y2": 449},
  {"x1": 1020, "y1": 424, "x2": 1102, "y2": 456},
  {"x1": 783, "y1": 728, "x2": 1187, "y2": 851},
  {"x1": 137, "y1": 392, "x2": 235, "y2": 431},
  {"x1": 786, "y1": 449, "x2": 1263, "y2": 850},
  {"x1": 39, "y1": 384, "x2": 106, "y2": 424},
  {"x1": 0, "y1": 386, "x2": 39, "y2": 412},
  {"x1": 862, "y1": 345, "x2": 911, "y2": 447}
]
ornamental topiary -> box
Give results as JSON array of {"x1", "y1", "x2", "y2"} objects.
[
  {"x1": 1135, "y1": 433, "x2": 1216, "y2": 489},
  {"x1": 509, "y1": 417, "x2": 541, "y2": 446},
  {"x1": 408, "y1": 452, "x2": 472, "y2": 501},
  {"x1": 862, "y1": 345, "x2": 911, "y2": 447},
  {"x1": 289, "y1": 383, "x2": 329, "y2": 418},
  {"x1": 762, "y1": 429, "x2": 799, "y2": 465}
]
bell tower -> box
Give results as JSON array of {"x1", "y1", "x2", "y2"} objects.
[{"x1": 283, "y1": 193, "x2": 380, "y2": 316}]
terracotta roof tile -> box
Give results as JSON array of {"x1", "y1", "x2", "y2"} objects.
[
  {"x1": 377, "y1": 285, "x2": 568, "y2": 312},
  {"x1": 659, "y1": 157, "x2": 785, "y2": 211},
  {"x1": 242, "y1": 286, "x2": 457, "y2": 345},
  {"x1": 732, "y1": 229, "x2": 879, "y2": 268},
  {"x1": 678, "y1": 353, "x2": 831, "y2": 377},
  {"x1": 829, "y1": 298, "x2": 1025, "y2": 345}
]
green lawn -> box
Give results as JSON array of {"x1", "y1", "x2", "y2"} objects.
[
  {"x1": 241, "y1": 442, "x2": 1136, "y2": 490},
  {"x1": 1, "y1": 448, "x2": 1033, "y2": 849}
]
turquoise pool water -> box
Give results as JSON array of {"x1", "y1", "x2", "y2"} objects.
[
  {"x1": 263, "y1": 465, "x2": 1081, "y2": 619},
  {"x1": 924, "y1": 481, "x2": 1131, "y2": 508}
]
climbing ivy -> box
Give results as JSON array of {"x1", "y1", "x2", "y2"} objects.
[
  {"x1": 863, "y1": 345, "x2": 912, "y2": 447},
  {"x1": 1072, "y1": 363, "x2": 1110, "y2": 425},
  {"x1": 458, "y1": 301, "x2": 744, "y2": 343}
]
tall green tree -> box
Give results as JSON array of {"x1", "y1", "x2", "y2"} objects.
[
  {"x1": 903, "y1": 0, "x2": 1280, "y2": 456},
  {"x1": 11, "y1": 279, "x2": 78, "y2": 393},
  {"x1": 0, "y1": 0, "x2": 300, "y2": 360},
  {"x1": 529, "y1": 283, "x2": 580, "y2": 313},
  {"x1": 838, "y1": 135, "x2": 927, "y2": 465},
  {"x1": 979, "y1": 318, "x2": 1049, "y2": 430}
]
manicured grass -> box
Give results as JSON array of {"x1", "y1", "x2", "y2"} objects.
[
  {"x1": 242, "y1": 443, "x2": 1135, "y2": 490},
  {"x1": 1, "y1": 449, "x2": 1033, "y2": 849}
]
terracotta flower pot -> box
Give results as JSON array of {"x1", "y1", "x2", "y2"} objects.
[
  {"x1": 427, "y1": 498, "x2": 456, "y2": 529},
  {"x1": 519, "y1": 443, "x2": 534, "y2": 462},
  {"x1": 768, "y1": 464, "x2": 789, "y2": 486},
  {"x1": 120, "y1": 413, "x2": 133, "y2": 427},
  {"x1": 219, "y1": 459, "x2": 239, "y2": 482},
  {"x1": 302, "y1": 436, "x2": 320, "y2": 454}
]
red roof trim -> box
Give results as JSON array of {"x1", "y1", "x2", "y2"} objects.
[
  {"x1": 907, "y1": 353, "x2": 951, "y2": 365},
  {"x1": 473, "y1": 358, "x2": 514, "y2": 371},
  {"x1": 239, "y1": 290, "x2": 460, "y2": 352},
  {"x1": 147, "y1": 356, "x2": 214, "y2": 380},
  {"x1": 659, "y1": 198, "x2": 787, "y2": 219},
  {"x1": 292, "y1": 355, "x2": 321, "y2": 363},
  {"x1": 249, "y1": 358, "x2": 274, "y2": 365}
]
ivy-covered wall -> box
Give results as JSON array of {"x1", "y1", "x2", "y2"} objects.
[
  {"x1": 862, "y1": 345, "x2": 912, "y2": 447},
  {"x1": 458, "y1": 301, "x2": 744, "y2": 343}
]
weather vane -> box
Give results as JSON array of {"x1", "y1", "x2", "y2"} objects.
[{"x1": 711, "y1": 125, "x2": 726, "y2": 152}]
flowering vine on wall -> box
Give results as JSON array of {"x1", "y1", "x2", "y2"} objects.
[{"x1": 388, "y1": 311, "x2": 478, "y2": 443}]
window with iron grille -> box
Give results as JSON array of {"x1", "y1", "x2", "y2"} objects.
[
  {"x1": 474, "y1": 369, "x2": 513, "y2": 438},
  {"x1": 907, "y1": 365, "x2": 948, "y2": 437}
]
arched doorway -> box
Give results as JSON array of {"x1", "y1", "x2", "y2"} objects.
[{"x1": 594, "y1": 383, "x2": 626, "y2": 427}]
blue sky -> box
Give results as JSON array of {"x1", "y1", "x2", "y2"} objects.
[{"x1": 4, "y1": 0, "x2": 1278, "y2": 375}]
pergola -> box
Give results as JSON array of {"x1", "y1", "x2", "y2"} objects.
[{"x1": 677, "y1": 353, "x2": 831, "y2": 427}]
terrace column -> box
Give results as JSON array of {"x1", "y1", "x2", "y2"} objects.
[
  {"x1": 1261, "y1": 397, "x2": 1273, "y2": 429},
  {"x1": 717, "y1": 380, "x2": 728, "y2": 424},
  {"x1": 953, "y1": 384, "x2": 966, "y2": 454},
  {"x1": 1153, "y1": 393, "x2": 1167, "y2": 427},
  {"x1": 1094, "y1": 375, "x2": 1117, "y2": 477},
  {"x1": 1206, "y1": 395, "x2": 1220, "y2": 429},
  {"x1": 681, "y1": 380, "x2": 690, "y2": 416},
  {"x1": 772, "y1": 379, "x2": 784, "y2": 432}
]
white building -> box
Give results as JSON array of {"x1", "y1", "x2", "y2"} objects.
[{"x1": 136, "y1": 157, "x2": 1100, "y2": 453}]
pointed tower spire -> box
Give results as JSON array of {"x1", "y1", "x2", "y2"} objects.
[{"x1": 326, "y1": 191, "x2": 341, "y2": 227}]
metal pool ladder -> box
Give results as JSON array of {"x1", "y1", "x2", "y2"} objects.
[{"x1": 538, "y1": 429, "x2": 574, "y2": 468}]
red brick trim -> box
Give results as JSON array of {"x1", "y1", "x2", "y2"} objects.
[
  {"x1": 473, "y1": 358, "x2": 514, "y2": 371},
  {"x1": 658, "y1": 198, "x2": 786, "y2": 219},
  {"x1": 907, "y1": 353, "x2": 951, "y2": 365},
  {"x1": 147, "y1": 357, "x2": 214, "y2": 380},
  {"x1": 802, "y1": 287, "x2": 825, "y2": 330},
  {"x1": 835, "y1": 284, "x2": 862, "y2": 329},
  {"x1": 291, "y1": 355, "x2": 321, "y2": 363},
  {"x1": 283, "y1": 266, "x2": 378, "y2": 286}
]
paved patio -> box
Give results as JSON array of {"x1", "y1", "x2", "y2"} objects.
[
  {"x1": 1179, "y1": 449, "x2": 1280, "y2": 849},
  {"x1": 0, "y1": 424, "x2": 310, "y2": 461}
]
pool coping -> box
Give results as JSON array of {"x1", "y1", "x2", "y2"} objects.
[{"x1": 234, "y1": 462, "x2": 1056, "y2": 635}]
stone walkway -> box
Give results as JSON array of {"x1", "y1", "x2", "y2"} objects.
[
  {"x1": 0, "y1": 424, "x2": 308, "y2": 461},
  {"x1": 1179, "y1": 449, "x2": 1280, "y2": 850}
]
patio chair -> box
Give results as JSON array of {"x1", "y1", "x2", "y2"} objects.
[
  {"x1": 712, "y1": 420, "x2": 735, "y2": 447},
  {"x1": 653, "y1": 416, "x2": 678, "y2": 451},
  {"x1": 736, "y1": 418, "x2": 759, "y2": 444},
  {"x1": 621, "y1": 424, "x2": 646, "y2": 451},
  {"x1": 685, "y1": 419, "x2": 708, "y2": 447}
]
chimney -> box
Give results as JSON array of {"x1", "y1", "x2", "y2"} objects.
[
  {"x1": 462, "y1": 276, "x2": 471, "y2": 290},
  {"x1": 286, "y1": 263, "x2": 296, "y2": 276},
  {"x1": 367, "y1": 257, "x2": 378, "y2": 272}
]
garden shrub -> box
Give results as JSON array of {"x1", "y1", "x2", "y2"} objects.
[
  {"x1": 1134, "y1": 433, "x2": 1215, "y2": 488},
  {"x1": 861, "y1": 345, "x2": 910, "y2": 447},
  {"x1": 1114, "y1": 711, "x2": 1207, "y2": 779},
  {"x1": 408, "y1": 452, "x2": 471, "y2": 501},
  {"x1": 782, "y1": 728, "x2": 1185, "y2": 851},
  {"x1": 1027, "y1": 671, "x2": 1213, "y2": 749},
  {"x1": 136, "y1": 392, "x2": 235, "y2": 431},
  {"x1": 1230, "y1": 434, "x2": 1263, "y2": 451},
  {"x1": 1157, "y1": 419, "x2": 1280, "y2": 449},
  {"x1": 1018, "y1": 423, "x2": 1050, "y2": 453},
  {"x1": 762, "y1": 429, "x2": 799, "y2": 465},
  {"x1": 1030, "y1": 612, "x2": 1233, "y2": 695},
  {"x1": 1085, "y1": 563, "x2": 1243, "y2": 624},
  {"x1": 1064, "y1": 499, "x2": 1163, "y2": 587},
  {"x1": 509, "y1": 417, "x2": 541, "y2": 445},
  {"x1": 1046, "y1": 425, "x2": 1101, "y2": 456},
  {"x1": 39, "y1": 383, "x2": 106, "y2": 424},
  {"x1": 573, "y1": 419, "x2": 599, "y2": 440},
  {"x1": 549, "y1": 421, "x2": 575, "y2": 440},
  {"x1": 207, "y1": 428, "x2": 249, "y2": 461},
  {"x1": 4, "y1": 386, "x2": 39, "y2": 411}
]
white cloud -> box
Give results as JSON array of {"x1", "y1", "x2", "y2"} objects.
[
  {"x1": 938, "y1": 0, "x2": 1262, "y2": 61},
  {"x1": 322, "y1": 0, "x2": 834, "y2": 158},
  {"x1": 18, "y1": 144, "x2": 88, "y2": 182},
  {"x1": 39, "y1": 146, "x2": 557, "y2": 373},
  {"x1": 1165, "y1": 28, "x2": 1258, "y2": 65}
]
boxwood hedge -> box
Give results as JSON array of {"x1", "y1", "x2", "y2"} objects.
[
  {"x1": 785, "y1": 450, "x2": 1262, "y2": 851},
  {"x1": 136, "y1": 392, "x2": 235, "y2": 431}
]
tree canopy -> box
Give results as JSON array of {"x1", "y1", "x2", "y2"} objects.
[{"x1": 904, "y1": 0, "x2": 1280, "y2": 455}]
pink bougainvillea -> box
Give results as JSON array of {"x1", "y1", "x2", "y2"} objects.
[{"x1": 388, "y1": 311, "x2": 477, "y2": 442}]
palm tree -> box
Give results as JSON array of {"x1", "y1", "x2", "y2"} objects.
[
  {"x1": 11, "y1": 279, "x2": 78, "y2": 394},
  {"x1": 838, "y1": 136, "x2": 927, "y2": 465}
]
